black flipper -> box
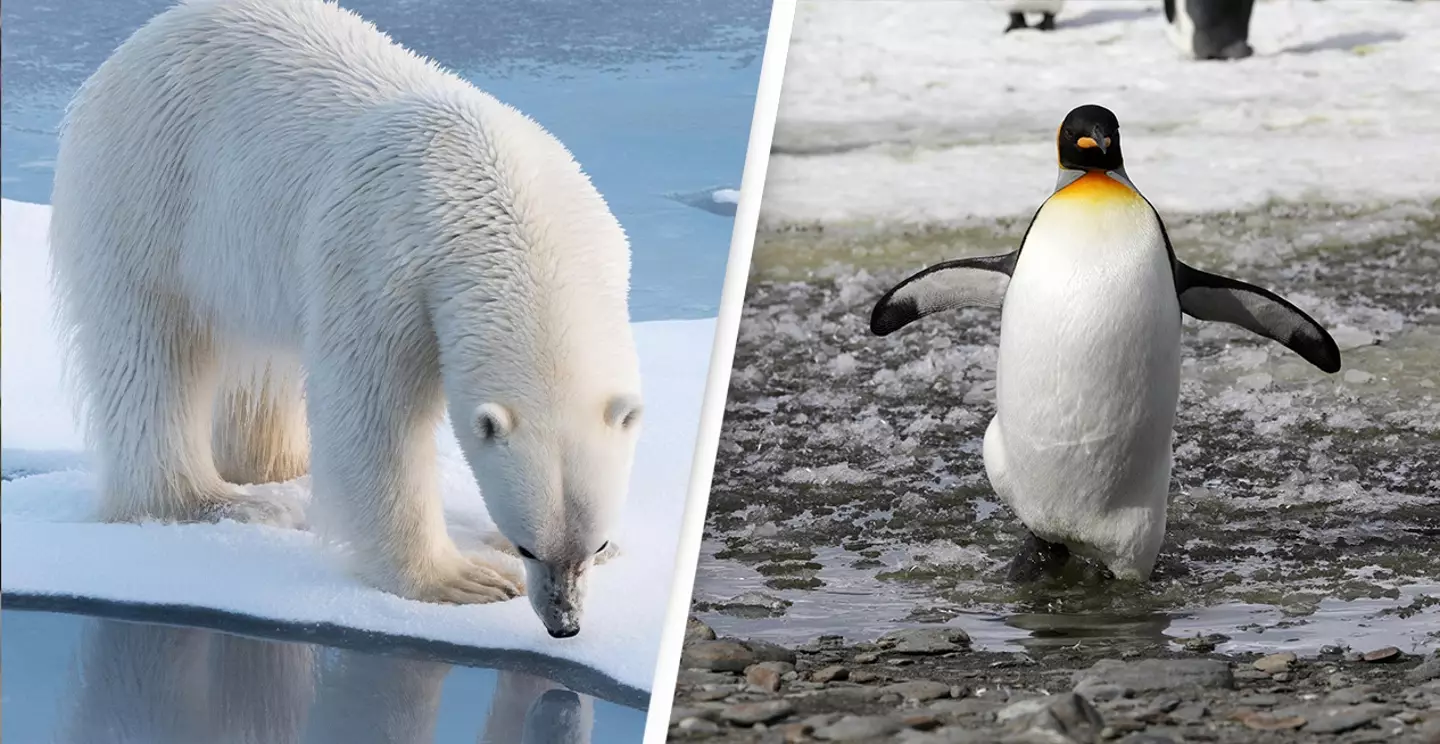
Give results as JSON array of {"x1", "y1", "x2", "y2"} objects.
[
  {"x1": 1006, "y1": 531, "x2": 1070, "y2": 583},
  {"x1": 869, "y1": 251, "x2": 1019, "y2": 336},
  {"x1": 1173, "y1": 261, "x2": 1342, "y2": 373}
]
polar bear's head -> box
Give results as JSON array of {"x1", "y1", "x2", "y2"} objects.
[{"x1": 457, "y1": 392, "x2": 642, "y2": 637}]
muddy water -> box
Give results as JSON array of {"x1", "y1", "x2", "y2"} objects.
[{"x1": 692, "y1": 200, "x2": 1440, "y2": 657}]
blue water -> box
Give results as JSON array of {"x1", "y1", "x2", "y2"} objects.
[
  {"x1": 1, "y1": 609, "x2": 646, "y2": 744},
  {"x1": 0, "y1": 0, "x2": 770, "y2": 321}
]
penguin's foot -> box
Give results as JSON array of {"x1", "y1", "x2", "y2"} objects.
[
  {"x1": 1006, "y1": 531, "x2": 1070, "y2": 582},
  {"x1": 1037, "y1": 13, "x2": 1057, "y2": 31},
  {"x1": 1217, "y1": 40, "x2": 1253, "y2": 59},
  {"x1": 1004, "y1": 13, "x2": 1028, "y2": 33}
]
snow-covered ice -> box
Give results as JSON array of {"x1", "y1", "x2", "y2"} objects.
[
  {"x1": 763, "y1": 0, "x2": 1440, "y2": 228},
  {"x1": 0, "y1": 199, "x2": 715, "y2": 694}
]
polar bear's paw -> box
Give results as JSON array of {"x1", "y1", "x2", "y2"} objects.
[
  {"x1": 408, "y1": 553, "x2": 525, "y2": 605},
  {"x1": 191, "y1": 489, "x2": 308, "y2": 530}
]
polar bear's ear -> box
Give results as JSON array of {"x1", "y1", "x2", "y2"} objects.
[
  {"x1": 605, "y1": 394, "x2": 643, "y2": 431},
  {"x1": 474, "y1": 403, "x2": 514, "y2": 443}
]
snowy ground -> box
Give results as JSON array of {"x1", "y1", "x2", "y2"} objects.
[
  {"x1": 0, "y1": 199, "x2": 716, "y2": 697},
  {"x1": 692, "y1": 0, "x2": 1440, "y2": 657},
  {"x1": 762, "y1": 0, "x2": 1440, "y2": 228}
]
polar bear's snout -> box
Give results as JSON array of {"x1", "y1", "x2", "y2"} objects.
[{"x1": 523, "y1": 555, "x2": 593, "y2": 638}]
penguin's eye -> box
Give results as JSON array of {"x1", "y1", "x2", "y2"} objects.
[
  {"x1": 595, "y1": 541, "x2": 609, "y2": 555},
  {"x1": 516, "y1": 545, "x2": 537, "y2": 560}
]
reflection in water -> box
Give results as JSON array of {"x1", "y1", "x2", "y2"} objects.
[
  {"x1": 1003, "y1": 610, "x2": 1176, "y2": 655},
  {"x1": 28, "y1": 614, "x2": 599, "y2": 744}
]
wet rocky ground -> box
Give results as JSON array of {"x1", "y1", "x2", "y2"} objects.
[
  {"x1": 691, "y1": 201, "x2": 1440, "y2": 651},
  {"x1": 669, "y1": 617, "x2": 1440, "y2": 743}
]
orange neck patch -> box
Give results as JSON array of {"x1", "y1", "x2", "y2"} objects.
[{"x1": 1051, "y1": 171, "x2": 1138, "y2": 204}]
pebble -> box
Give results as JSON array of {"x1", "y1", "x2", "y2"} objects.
[
  {"x1": 898, "y1": 712, "x2": 942, "y2": 730},
  {"x1": 682, "y1": 640, "x2": 756, "y2": 672},
  {"x1": 676, "y1": 717, "x2": 721, "y2": 735},
  {"x1": 771, "y1": 722, "x2": 812, "y2": 743},
  {"x1": 715, "y1": 592, "x2": 792, "y2": 617},
  {"x1": 1119, "y1": 735, "x2": 1179, "y2": 744},
  {"x1": 812, "y1": 714, "x2": 903, "y2": 741},
  {"x1": 1016, "y1": 692, "x2": 1106, "y2": 744},
  {"x1": 1233, "y1": 669, "x2": 1271, "y2": 683},
  {"x1": 1182, "y1": 635, "x2": 1220, "y2": 653},
  {"x1": 1289, "y1": 703, "x2": 1394, "y2": 734},
  {"x1": 1254, "y1": 652, "x2": 1297, "y2": 674},
  {"x1": 878, "y1": 628, "x2": 971, "y2": 655},
  {"x1": 995, "y1": 697, "x2": 1051, "y2": 723},
  {"x1": 746, "y1": 662, "x2": 792, "y2": 692},
  {"x1": 1073, "y1": 658, "x2": 1234, "y2": 694},
  {"x1": 1325, "y1": 684, "x2": 1379, "y2": 705},
  {"x1": 671, "y1": 706, "x2": 720, "y2": 724},
  {"x1": 1238, "y1": 711, "x2": 1307, "y2": 731},
  {"x1": 686, "y1": 617, "x2": 718, "y2": 644},
  {"x1": 853, "y1": 652, "x2": 881, "y2": 664},
  {"x1": 882, "y1": 679, "x2": 953, "y2": 702},
  {"x1": 1171, "y1": 702, "x2": 1209, "y2": 722},
  {"x1": 810, "y1": 665, "x2": 849, "y2": 683},
  {"x1": 1362, "y1": 646, "x2": 1403, "y2": 663},
  {"x1": 928, "y1": 698, "x2": 999, "y2": 717},
  {"x1": 849, "y1": 670, "x2": 883, "y2": 684},
  {"x1": 1075, "y1": 681, "x2": 1132, "y2": 702},
  {"x1": 721, "y1": 699, "x2": 795, "y2": 726},
  {"x1": 1408, "y1": 657, "x2": 1440, "y2": 683},
  {"x1": 744, "y1": 638, "x2": 799, "y2": 664},
  {"x1": 804, "y1": 686, "x2": 883, "y2": 706},
  {"x1": 678, "y1": 669, "x2": 739, "y2": 686}
]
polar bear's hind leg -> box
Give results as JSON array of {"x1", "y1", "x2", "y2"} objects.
[
  {"x1": 212, "y1": 365, "x2": 311, "y2": 485},
  {"x1": 73, "y1": 292, "x2": 302, "y2": 528}
]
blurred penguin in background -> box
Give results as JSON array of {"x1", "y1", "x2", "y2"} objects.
[
  {"x1": 1005, "y1": 0, "x2": 1063, "y2": 33},
  {"x1": 1165, "y1": 0, "x2": 1256, "y2": 59}
]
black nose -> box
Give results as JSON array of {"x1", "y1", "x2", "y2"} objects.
[{"x1": 547, "y1": 625, "x2": 580, "y2": 639}]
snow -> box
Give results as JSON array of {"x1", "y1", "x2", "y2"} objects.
[
  {"x1": 762, "y1": 0, "x2": 1440, "y2": 228},
  {"x1": 0, "y1": 198, "x2": 716, "y2": 695}
]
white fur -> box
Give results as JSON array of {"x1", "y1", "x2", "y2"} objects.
[
  {"x1": 984, "y1": 175, "x2": 1180, "y2": 580},
  {"x1": 48, "y1": 0, "x2": 642, "y2": 633}
]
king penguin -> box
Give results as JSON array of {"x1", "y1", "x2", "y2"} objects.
[{"x1": 869, "y1": 104, "x2": 1341, "y2": 583}]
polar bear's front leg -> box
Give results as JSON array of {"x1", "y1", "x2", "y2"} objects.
[{"x1": 304, "y1": 344, "x2": 522, "y2": 605}]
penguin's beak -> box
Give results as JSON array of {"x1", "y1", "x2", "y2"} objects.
[
  {"x1": 1090, "y1": 129, "x2": 1109, "y2": 154},
  {"x1": 1075, "y1": 132, "x2": 1109, "y2": 154}
]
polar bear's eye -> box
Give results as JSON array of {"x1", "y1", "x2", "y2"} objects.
[{"x1": 516, "y1": 545, "x2": 537, "y2": 560}]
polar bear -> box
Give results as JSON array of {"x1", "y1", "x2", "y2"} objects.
[{"x1": 48, "y1": 0, "x2": 643, "y2": 638}]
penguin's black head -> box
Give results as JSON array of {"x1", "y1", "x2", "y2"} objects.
[{"x1": 1057, "y1": 104, "x2": 1122, "y2": 172}]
